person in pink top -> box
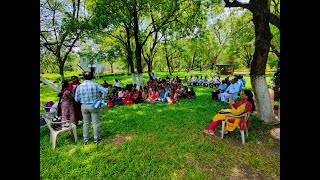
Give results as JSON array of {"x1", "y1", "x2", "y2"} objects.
[{"x1": 149, "y1": 88, "x2": 159, "y2": 103}]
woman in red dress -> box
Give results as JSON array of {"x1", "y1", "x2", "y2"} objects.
[
  {"x1": 122, "y1": 89, "x2": 133, "y2": 104},
  {"x1": 59, "y1": 80, "x2": 76, "y2": 125},
  {"x1": 69, "y1": 76, "x2": 82, "y2": 126}
]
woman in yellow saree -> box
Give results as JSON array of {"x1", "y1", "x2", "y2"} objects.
[{"x1": 204, "y1": 90, "x2": 255, "y2": 135}]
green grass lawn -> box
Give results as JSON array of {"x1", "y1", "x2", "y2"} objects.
[{"x1": 40, "y1": 71, "x2": 279, "y2": 179}]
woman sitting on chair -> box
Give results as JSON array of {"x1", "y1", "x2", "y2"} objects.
[{"x1": 204, "y1": 90, "x2": 255, "y2": 135}]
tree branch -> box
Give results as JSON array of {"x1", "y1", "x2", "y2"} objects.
[
  {"x1": 269, "y1": 13, "x2": 280, "y2": 30},
  {"x1": 270, "y1": 43, "x2": 280, "y2": 59},
  {"x1": 141, "y1": 3, "x2": 178, "y2": 46},
  {"x1": 40, "y1": 33, "x2": 57, "y2": 56},
  {"x1": 105, "y1": 32, "x2": 126, "y2": 45},
  {"x1": 224, "y1": 0, "x2": 253, "y2": 11}
]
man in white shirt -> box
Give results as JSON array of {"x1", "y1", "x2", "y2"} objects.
[
  {"x1": 219, "y1": 78, "x2": 240, "y2": 103},
  {"x1": 113, "y1": 79, "x2": 122, "y2": 89}
]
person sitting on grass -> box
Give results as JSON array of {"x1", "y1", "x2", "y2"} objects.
[
  {"x1": 203, "y1": 76, "x2": 209, "y2": 87},
  {"x1": 101, "y1": 80, "x2": 109, "y2": 88},
  {"x1": 199, "y1": 76, "x2": 203, "y2": 85},
  {"x1": 103, "y1": 96, "x2": 114, "y2": 109},
  {"x1": 122, "y1": 89, "x2": 133, "y2": 104},
  {"x1": 158, "y1": 88, "x2": 167, "y2": 102},
  {"x1": 149, "y1": 88, "x2": 159, "y2": 104},
  {"x1": 132, "y1": 89, "x2": 140, "y2": 104},
  {"x1": 166, "y1": 90, "x2": 179, "y2": 104},
  {"x1": 113, "y1": 79, "x2": 122, "y2": 90},
  {"x1": 189, "y1": 76, "x2": 194, "y2": 86},
  {"x1": 182, "y1": 79, "x2": 188, "y2": 89},
  {"x1": 118, "y1": 88, "x2": 124, "y2": 100},
  {"x1": 203, "y1": 90, "x2": 255, "y2": 136},
  {"x1": 212, "y1": 80, "x2": 227, "y2": 100},
  {"x1": 142, "y1": 87, "x2": 150, "y2": 103},
  {"x1": 187, "y1": 87, "x2": 196, "y2": 99},
  {"x1": 195, "y1": 76, "x2": 200, "y2": 86}
]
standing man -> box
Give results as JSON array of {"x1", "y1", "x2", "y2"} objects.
[{"x1": 75, "y1": 72, "x2": 108, "y2": 145}]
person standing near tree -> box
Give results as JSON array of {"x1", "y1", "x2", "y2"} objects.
[
  {"x1": 69, "y1": 76, "x2": 82, "y2": 126},
  {"x1": 75, "y1": 72, "x2": 108, "y2": 145}
]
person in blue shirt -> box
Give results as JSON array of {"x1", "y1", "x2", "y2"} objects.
[
  {"x1": 152, "y1": 72, "x2": 157, "y2": 80},
  {"x1": 195, "y1": 76, "x2": 200, "y2": 86},
  {"x1": 75, "y1": 72, "x2": 108, "y2": 145},
  {"x1": 159, "y1": 88, "x2": 168, "y2": 102},
  {"x1": 203, "y1": 76, "x2": 209, "y2": 87},
  {"x1": 236, "y1": 75, "x2": 243, "y2": 92},
  {"x1": 212, "y1": 80, "x2": 227, "y2": 100},
  {"x1": 240, "y1": 75, "x2": 246, "y2": 87},
  {"x1": 164, "y1": 84, "x2": 172, "y2": 94},
  {"x1": 219, "y1": 78, "x2": 240, "y2": 103}
]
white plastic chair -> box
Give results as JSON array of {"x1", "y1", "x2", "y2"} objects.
[
  {"x1": 43, "y1": 115, "x2": 78, "y2": 150},
  {"x1": 221, "y1": 112, "x2": 251, "y2": 145}
]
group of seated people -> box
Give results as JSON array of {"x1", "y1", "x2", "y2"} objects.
[
  {"x1": 189, "y1": 75, "x2": 221, "y2": 87},
  {"x1": 211, "y1": 75, "x2": 246, "y2": 103},
  {"x1": 100, "y1": 75, "x2": 196, "y2": 109}
]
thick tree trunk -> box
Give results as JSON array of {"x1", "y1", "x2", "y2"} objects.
[
  {"x1": 138, "y1": 73, "x2": 144, "y2": 88},
  {"x1": 251, "y1": 75, "x2": 275, "y2": 123},
  {"x1": 250, "y1": 0, "x2": 276, "y2": 123},
  {"x1": 132, "y1": 73, "x2": 137, "y2": 85},
  {"x1": 126, "y1": 25, "x2": 135, "y2": 74},
  {"x1": 223, "y1": 0, "x2": 277, "y2": 123}
]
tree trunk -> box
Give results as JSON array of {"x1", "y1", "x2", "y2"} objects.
[
  {"x1": 164, "y1": 36, "x2": 172, "y2": 75},
  {"x1": 165, "y1": 51, "x2": 171, "y2": 75},
  {"x1": 251, "y1": 75, "x2": 275, "y2": 123},
  {"x1": 125, "y1": 25, "x2": 135, "y2": 74},
  {"x1": 132, "y1": 73, "x2": 137, "y2": 85},
  {"x1": 110, "y1": 63, "x2": 114, "y2": 73},
  {"x1": 191, "y1": 50, "x2": 196, "y2": 70},
  {"x1": 138, "y1": 73, "x2": 144, "y2": 88},
  {"x1": 211, "y1": 52, "x2": 220, "y2": 71},
  {"x1": 250, "y1": 0, "x2": 276, "y2": 123},
  {"x1": 147, "y1": 60, "x2": 152, "y2": 73},
  {"x1": 132, "y1": 3, "x2": 143, "y2": 75},
  {"x1": 59, "y1": 61, "x2": 65, "y2": 82}
]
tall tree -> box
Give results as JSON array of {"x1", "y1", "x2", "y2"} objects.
[
  {"x1": 93, "y1": 0, "x2": 137, "y2": 84},
  {"x1": 40, "y1": 0, "x2": 94, "y2": 82},
  {"x1": 224, "y1": 0, "x2": 280, "y2": 123}
]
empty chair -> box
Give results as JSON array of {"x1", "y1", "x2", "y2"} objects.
[{"x1": 43, "y1": 115, "x2": 77, "y2": 150}]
